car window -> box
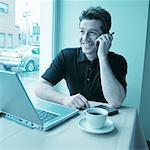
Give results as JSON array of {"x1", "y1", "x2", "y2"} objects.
[{"x1": 32, "y1": 48, "x2": 40, "y2": 55}]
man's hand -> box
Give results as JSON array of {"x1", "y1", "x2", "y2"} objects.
[
  {"x1": 95, "y1": 33, "x2": 113, "y2": 58},
  {"x1": 62, "y1": 93, "x2": 90, "y2": 109}
]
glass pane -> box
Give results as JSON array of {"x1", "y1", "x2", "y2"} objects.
[
  {"x1": 0, "y1": 0, "x2": 53, "y2": 88},
  {"x1": 7, "y1": 34, "x2": 13, "y2": 48},
  {"x1": 0, "y1": 33, "x2": 5, "y2": 48},
  {"x1": 15, "y1": 0, "x2": 40, "y2": 80},
  {"x1": 0, "y1": 2, "x2": 8, "y2": 13}
]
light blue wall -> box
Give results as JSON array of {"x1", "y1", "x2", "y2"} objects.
[
  {"x1": 56, "y1": 0, "x2": 149, "y2": 109},
  {"x1": 140, "y1": 1, "x2": 150, "y2": 141},
  {"x1": 54, "y1": 0, "x2": 150, "y2": 139}
]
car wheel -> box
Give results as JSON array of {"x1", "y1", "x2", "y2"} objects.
[
  {"x1": 25, "y1": 61, "x2": 35, "y2": 72},
  {"x1": 0, "y1": 63, "x2": 6, "y2": 71},
  {"x1": 4, "y1": 66, "x2": 11, "y2": 71}
]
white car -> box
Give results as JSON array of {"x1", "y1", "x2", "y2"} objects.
[{"x1": 0, "y1": 46, "x2": 40, "y2": 72}]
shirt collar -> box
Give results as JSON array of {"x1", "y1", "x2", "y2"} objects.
[
  {"x1": 77, "y1": 47, "x2": 99, "y2": 63},
  {"x1": 77, "y1": 48, "x2": 89, "y2": 63}
]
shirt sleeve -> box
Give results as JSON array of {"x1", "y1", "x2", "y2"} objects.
[
  {"x1": 41, "y1": 50, "x2": 66, "y2": 85},
  {"x1": 109, "y1": 54, "x2": 128, "y2": 92},
  {"x1": 114, "y1": 56, "x2": 127, "y2": 92}
]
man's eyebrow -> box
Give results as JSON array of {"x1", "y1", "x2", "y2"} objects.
[
  {"x1": 79, "y1": 28, "x2": 99, "y2": 32},
  {"x1": 79, "y1": 27, "x2": 84, "y2": 30},
  {"x1": 89, "y1": 29, "x2": 99, "y2": 32}
]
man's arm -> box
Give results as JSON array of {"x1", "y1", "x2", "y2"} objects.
[
  {"x1": 96, "y1": 33, "x2": 126, "y2": 108},
  {"x1": 99, "y1": 56, "x2": 126, "y2": 108},
  {"x1": 34, "y1": 78, "x2": 89, "y2": 109}
]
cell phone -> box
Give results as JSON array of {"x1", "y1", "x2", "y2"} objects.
[
  {"x1": 95, "y1": 32, "x2": 114, "y2": 48},
  {"x1": 94, "y1": 104, "x2": 118, "y2": 116},
  {"x1": 110, "y1": 32, "x2": 114, "y2": 36}
]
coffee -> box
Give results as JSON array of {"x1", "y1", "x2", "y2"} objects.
[
  {"x1": 84, "y1": 108, "x2": 108, "y2": 129},
  {"x1": 89, "y1": 112, "x2": 102, "y2": 115}
]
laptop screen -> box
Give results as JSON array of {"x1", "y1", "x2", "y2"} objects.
[{"x1": 0, "y1": 70, "x2": 42, "y2": 125}]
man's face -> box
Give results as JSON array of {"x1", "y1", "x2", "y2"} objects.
[{"x1": 79, "y1": 19, "x2": 103, "y2": 57}]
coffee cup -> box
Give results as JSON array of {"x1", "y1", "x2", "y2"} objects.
[{"x1": 84, "y1": 107, "x2": 108, "y2": 129}]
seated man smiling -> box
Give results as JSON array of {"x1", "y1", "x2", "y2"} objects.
[{"x1": 35, "y1": 6, "x2": 127, "y2": 109}]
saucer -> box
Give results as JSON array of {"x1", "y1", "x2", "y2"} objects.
[{"x1": 78, "y1": 118, "x2": 115, "y2": 134}]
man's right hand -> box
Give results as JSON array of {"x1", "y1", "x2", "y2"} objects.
[{"x1": 62, "y1": 93, "x2": 90, "y2": 109}]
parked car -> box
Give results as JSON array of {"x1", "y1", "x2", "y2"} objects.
[{"x1": 0, "y1": 46, "x2": 40, "y2": 72}]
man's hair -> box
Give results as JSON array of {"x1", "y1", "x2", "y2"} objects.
[{"x1": 79, "y1": 6, "x2": 111, "y2": 34}]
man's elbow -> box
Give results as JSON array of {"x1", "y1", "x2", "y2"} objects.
[
  {"x1": 108, "y1": 95, "x2": 126, "y2": 108},
  {"x1": 34, "y1": 86, "x2": 41, "y2": 98},
  {"x1": 110, "y1": 100, "x2": 122, "y2": 108},
  {"x1": 34, "y1": 82, "x2": 44, "y2": 99},
  {"x1": 112, "y1": 88, "x2": 126, "y2": 108}
]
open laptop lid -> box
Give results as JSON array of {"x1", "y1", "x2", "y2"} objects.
[{"x1": 0, "y1": 70, "x2": 42, "y2": 125}]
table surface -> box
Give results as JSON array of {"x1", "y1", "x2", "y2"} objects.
[{"x1": 0, "y1": 99, "x2": 148, "y2": 150}]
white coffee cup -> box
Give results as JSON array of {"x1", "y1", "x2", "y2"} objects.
[{"x1": 84, "y1": 107, "x2": 108, "y2": 129}]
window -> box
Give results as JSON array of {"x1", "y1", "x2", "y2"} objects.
[
  {"x1": 0, "y1": 2, "x2": 8, "y2": 13},
  {"x1": 32, "y1": 48, "x2": 40, "y2": 55},
  {"x1": 0, "y1": 33, "x2": 5, "y2": 48},
  {"x1": 7, "y1": 34, "x2": 13, "y2": 48},
  {"x1": 36, "y1": 36, "x2": 39, "y2": 41},
  {"x1": 0, "y1": 0, "x2": 54, "y2": 82}
]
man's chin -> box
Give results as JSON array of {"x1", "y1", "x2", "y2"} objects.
[
  {"x1": 82, "y1": 49, "x2": 93, "y2": 55},
  {"x1": 82, "y1": 47, "x2": 95, "y2": 53},
  {"x1": 82, "y1": 48, "x2": 90, "y2": 54}
]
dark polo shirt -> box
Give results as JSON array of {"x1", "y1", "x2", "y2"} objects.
[{"x1": 42, "y1": 47, "x2": 127, "y2": 103}]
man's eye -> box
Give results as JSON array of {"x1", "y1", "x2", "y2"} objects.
[
  {"x1": 80, "y1": 30, "x2": 84, "y2": 33},
  {"x1": 90, "y1": 32, "x2": 97, "y2": 35}
]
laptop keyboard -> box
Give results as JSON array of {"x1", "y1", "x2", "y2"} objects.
[{"x1": 36, "y1": 109, "x2": 59, "y2": 123}]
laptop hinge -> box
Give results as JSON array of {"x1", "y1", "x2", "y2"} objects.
[{"x1": 0, "y1": 112, "x2": 5, "y2": 117}]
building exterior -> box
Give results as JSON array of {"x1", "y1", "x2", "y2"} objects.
[
  {"x1": 0, "y1": 0, "x2": 19, "y2": 49},
  {"x1": 31, "y1": 23, "x2": 40, "y2": 46}
]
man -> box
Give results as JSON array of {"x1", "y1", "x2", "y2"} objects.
[{"x1": 35, "y1": 6, "x2": 127, "y2": 109}]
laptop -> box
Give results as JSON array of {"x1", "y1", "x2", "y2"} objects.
[{"x1": 0, "y1": 70, "x2": 79, "y2": 131}]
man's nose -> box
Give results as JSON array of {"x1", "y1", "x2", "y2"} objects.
[{"x1": 83, "y1": 32, "x2": 89, "y2": 40}]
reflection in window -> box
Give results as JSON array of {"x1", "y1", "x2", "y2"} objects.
[
  {"x1": 7, "y1": 34, "x2": 13, "y2": 48},
  {"x1": 0, "y1": 33, "x2": 5, "y2": 48},
  {"x1": 0, "y1": 2, "x2": 8, "y2": 13}
]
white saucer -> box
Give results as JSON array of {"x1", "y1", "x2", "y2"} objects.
[{"x1": 78, "y1": 118, "x2": 115, "y2": 134}]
